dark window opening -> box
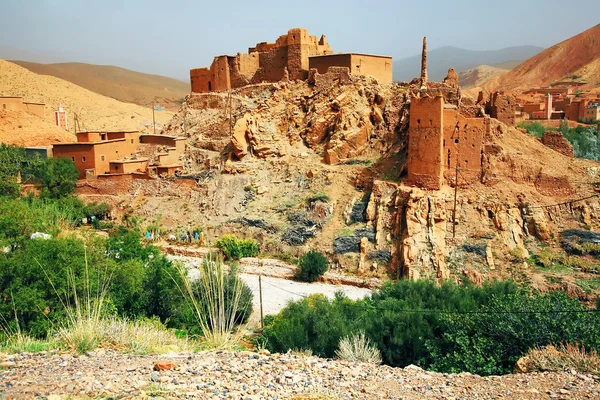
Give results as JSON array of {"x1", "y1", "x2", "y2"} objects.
[
  {"x1": 429, "y1": 120, "x2": 433, "y2": 126},
  {"x1": 208, "y1": 81, "x2": 212, "y2": 91},
  {"x1": 454, "y1": 138, "x2": 459, "y2": 144},
  {"x1": 101, "y1": 155, "x2": 105, "y2": 161},
  {"x1": 447, "y1": 150, "x2": 451, "y2": 168},
  {"x1": 100, "y1": 133, "x2": 106, "y2": 140},
  {"x1": 82, "y1": 156, "x2": 86, "y2": 162},
  {"x1": 71, "y1": 157, "x2": 75, "y2": 162},
  {"x1": 131, "y1": 139, "x2": 134, "y2": 144},
  {"x1": 417, "y1": 119, "x2": 421, "y2": 125}
]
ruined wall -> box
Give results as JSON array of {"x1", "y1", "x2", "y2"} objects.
[
  {"x1": 190, "y1": 28, "x2": 333, "y2": 93},
  {"x1": 542, "y1": 131, "x2": 574, "y2": 157},
  {"x1": 407, "y1": 96, "x2": 444, "y2": 190},
  {"x1": 486, "y1": 92, "x2": 516, "y2": 126},
  {"x1": 442, "y1": 109, "x2": 485, "y2": 184}
]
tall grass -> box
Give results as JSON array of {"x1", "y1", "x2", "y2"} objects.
[
  {"x1": 175, "y1": 254, "x2": 247, "y2": 349},
  {"x1": 335, "y1": 332, "x2": 382, "y2": 364}
]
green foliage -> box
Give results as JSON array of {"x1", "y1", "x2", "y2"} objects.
[
  {"x1": 0, "y1": 228, "x2": 192, "y2": 338},
  {"x1": 297, "y1": 250, "x2": 328, "y2": 282},
  {"x1": 215, "y1": 234, "x2": 259, "y2": 260},
  {"x1": 519, "y1": 120, "x2": 600, "y2": 161},
  {"x1": 38, "y1": 157, "x2": 79, "y2": 199},
  {"x1": 260, "y1": 279, "x2": 600, "y2": 375},
  {"x1": 517, "y1": 121, "x2": 545, "y2": 138}
]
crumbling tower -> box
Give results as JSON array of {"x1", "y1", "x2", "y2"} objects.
[{"x1": 420, "y1": 37, "x2": 428, "y2": 89}]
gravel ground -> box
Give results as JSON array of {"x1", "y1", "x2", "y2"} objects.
[{"x1": 1, "y1": 350, "x2": 599, "y2": 399}]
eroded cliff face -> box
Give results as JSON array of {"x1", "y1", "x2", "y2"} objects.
[{"x1": 362, "y1": 179, "x2": 600, "y2": 283}]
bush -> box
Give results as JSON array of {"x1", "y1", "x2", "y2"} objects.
[
  {"x1": 215, "y1": 234, "x2": 259, "y2": 260},
  {"x1": 523, "y1": 343, "x2": 600, "y2": 374},
  {"x1": 260, "y1": 279, "x2": 600, "y2": 375},
  {"x1": 297, "y1": 250, "x2": 328, "y2": 282},
  {"x1": 517, "y1": 121, "x2": 545, "y2": 138}
]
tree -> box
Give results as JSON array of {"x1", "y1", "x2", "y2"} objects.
[
  {"x1": 38, "y1": 157, "x2": 79, "y2": 199},
  {"x1": 297, "y1": 250, "x2": 328, "y2": 282}
]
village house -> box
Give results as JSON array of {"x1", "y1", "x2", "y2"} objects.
[
  {"x1": 51, "y1": 131, "x2": 186, "y2": 179},
  {"x1": 0, "y1": 96, "x2": 45, "y2": 118}
]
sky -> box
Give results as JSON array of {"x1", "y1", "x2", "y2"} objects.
[{"x1": 1, "y1": 0, "x2": 598, "y2": 81}]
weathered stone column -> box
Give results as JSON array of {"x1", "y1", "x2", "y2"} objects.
[{"x1": 420, "y1": 37, "x2": 428, "y2": 89}]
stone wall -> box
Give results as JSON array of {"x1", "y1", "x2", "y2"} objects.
[
  {"x1": 541, "y1": 131, "x2": 574, "y2": 158},
  {"x1": 442, "y1": 109, "x2": 486, "y2": 184},
  {"x1": 309, "y1": 54, "x2": 393, "y2": 84}
]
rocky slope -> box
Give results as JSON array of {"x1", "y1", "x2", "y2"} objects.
[
  {"x1": 459, "y1": 65, "x2": 510, "y2": 88},
  {"x1": 482, "y1": 24, "x2": 600, "y2": 92},
  {"x1": 78, "y1": 68, "x2": 600, "y2": 299},
  {"x1": 2, "y1": 349, "x2": 599, "y2": 399},
  {"x1": 0, "y1": 110, "x2": 76, "y2": 146}
]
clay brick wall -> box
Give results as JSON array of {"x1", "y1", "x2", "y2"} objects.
[
  {"x1": 0, "y1": 97, "x2": 26, "y2": 111},
  {"x1": 443, "y1": 109, "x2": 485, "y2": 183},
  {"x1": 77, "y1": 132, "x2": 103, "y2": 142},
  {"x1": 140, "y1": 135, "x2": 177, "y2": 147},
  {"x1": 308, "y1": 67, "x2": 353, "y2": 89},
  {"x1": 349, "y1": 54, "x2": 392, "y2": 84},
  {"x1": 542, "y1": 131, "x2": 574, "y2": 157},
  {"x1": 109, "y1": 159, "x2": 148, "y2": 174},
  {"x1": 190, "y1": 68, "x2": 212, "y2": 93},
  {"x1": 52, "y1": 143, "x2": 98, "y2": 179},
  {"x1": 309, "y1": 54, "x2": 352, "y2": 74},
  {"x1": 309, "y1": 54, "x2": 392, "y2": 84},
  {"x1": 23, "y1": 103, "x2": 45, "y2": 118},
  {"x1": 407, "y1": 96, "x2": 444, "y2": 189},
  {"x1": 485, "y1": 92, "x2": 516, "y2": 126}
]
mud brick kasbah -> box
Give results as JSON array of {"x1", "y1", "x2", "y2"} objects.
[{"x1": 190, "y1": 28, "x2": 393, "y2": 93}]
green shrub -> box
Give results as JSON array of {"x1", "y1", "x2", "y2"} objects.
[
  {"x1": 37, "y1": 157, "x2": 79, "y2": 199},
  {"x1": 297, "y1": 250, "x2": 328, "y2": 282},
  {"x1": 517, "y1": 121, "x2": 546, "y2": 138},
  {"x1": 260, "y1": 279, "x2": 600, "y2": 375},
  {"x1": 215, "y1": 234, "x2": 259, "y2": 260}
]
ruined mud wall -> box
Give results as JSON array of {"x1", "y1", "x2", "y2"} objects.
[
  {"x1": 407, "y1": 96, "x2": 444, "y2": 189},
  {"x1": 542, "y1": 131, "x2": 574, "y2": 158}
]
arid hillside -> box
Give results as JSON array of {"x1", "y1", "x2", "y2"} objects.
[
  {"x1": 459, "y1": 64, "x2": 510, "y2": 88},
  {"x1": 0, "y1": 110, "x2": 76, "y2": 146},
  {"x1": 0, "y1": 59, "x2": 173, "y2": 132},
  {"x1": 483, "y1": 24, "x2": 600, "y2": 92},
  {"x1": 11, "y1": 61, "x2": 188, "y2": 110}
]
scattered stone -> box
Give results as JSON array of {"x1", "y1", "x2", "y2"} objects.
[{"x1": 153, "y1": 361, "x2": 177, "y2": 371}]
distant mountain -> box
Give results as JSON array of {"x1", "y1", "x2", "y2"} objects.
[
  {"x1": 483, "y1": 24, "x2": 600, "y2": 92},
  {"x1": 9, "y1": 61, "x2": 189, "y2": 111},
  {"x1": 393, "y1": 45, "x2": 544, "y2": 82}
]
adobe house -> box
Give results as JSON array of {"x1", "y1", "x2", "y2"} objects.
[
  {"x1": 308, "y1": 53, "x2": 393, "y2": 84},
  {"x1": 52, "y1": 131, "x2": 141, "y2": 178},
  {"x1": 0, "y1": 96, "x2": 45, "y2": 118}
]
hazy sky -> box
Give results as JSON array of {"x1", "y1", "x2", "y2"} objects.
[{"x1": 1, "y1": 0, "x2": 598, "y2": 81}]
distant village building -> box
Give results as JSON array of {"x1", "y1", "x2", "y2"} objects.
[
  {"x1": 55, "y1": 105, "x2": 68, "y2": 130},
  {"x1": 190, "y1": 28, "x2": 393, "y2": 93},
  {"x1": 0, "y1": 96, "x2": 45, "y2": 118},
  {"x1": 52, "y1": 131, "x2": 186, "y2": 179}
]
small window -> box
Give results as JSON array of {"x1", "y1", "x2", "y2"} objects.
[
  {"x1": 454, "y1": 139, "x2": 459, "y2": 144},
  {"x1": 82, "y1": 156, "x2": 86, "y2": 162},
  {"x1": 101, "y1": 155, "x2": 105, "y2": 161},
  {"x1": 2, "y1": 104, "x2": 5, "y2": 109},
  {"x1": 71, "y1": 157, "x2": 75, "y2": 162},
  {"x1": 131, "y1": 139, "x2": 134, "y2": 144}
]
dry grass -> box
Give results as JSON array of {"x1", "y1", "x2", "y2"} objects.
[
  {"x1": 524, "y1": 343, "x2": 600, "y2": 374},
  {"x1": 335, "y1": 332, "x2": 382, "y2": 364},
  {"x1": 55, "y1": 317, "x2": 194, "y2": 354},
  {"x1": 175, "y1": 255, "x2": 246, "y2": 350}
]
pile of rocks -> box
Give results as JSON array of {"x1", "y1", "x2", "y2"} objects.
[{"x1": 2, "y1": 349, "x2": 599, "y2": 399}]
